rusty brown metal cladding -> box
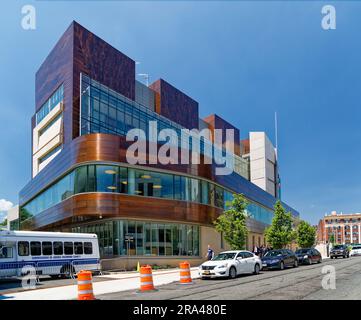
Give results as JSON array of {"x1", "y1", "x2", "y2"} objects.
[
  {"x1": 72, "y1": 22, "x2": 135, "y2": 139},
  {"x1": 34, "y1": 21, "x2": 135, "y2": 144},
  {"x1": 20, "y1": 133, "x2": 215, "y2": 206},
  {"x1": 35, "y1": 22, "x2": 74, "y2": 146},
  {"x1": 203, "y1": 114, "x2": 241, "y2": 156},
  {"x1": 149, "y1": 79, "x2": 199, "y2": 130},
  {"x1": 20, "y1": 193, "x2": 222, "y2": 231}
]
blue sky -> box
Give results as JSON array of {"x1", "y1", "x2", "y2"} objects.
[{"x1": 0, "y1": 1, "x2": 360, "y2": 224}]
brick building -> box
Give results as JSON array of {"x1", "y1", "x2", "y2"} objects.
[{"x1": 317, "y1": 211, "x2": 361, "y2": 245}]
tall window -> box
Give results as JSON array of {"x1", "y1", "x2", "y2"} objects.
[
  {"x1": 134, "y1": 170, "x2": 166, "y2": 197},
  {"x1": 74, "y1": 166, "x2": 87, "y2": 194},
  {"x1": 96, "y1": 165, "x2": 119, "y2": 192},
  {"x1": 215, "y1": 186, "x2": 224, "y2": 208}
]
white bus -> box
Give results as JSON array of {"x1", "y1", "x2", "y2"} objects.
[{"x1": 0, "y1": 230, "x2": 101, "y2": 279}]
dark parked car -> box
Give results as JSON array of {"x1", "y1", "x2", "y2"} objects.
[
  {"x1": 261, "y1": 249, "x2": 298, "y2": 270},
  {"x1": 295, "y1": 248, "x2": 322, "y2": 265},
  {"x1": 330, "y1": 245, "x2": 350, "y2": 259}
]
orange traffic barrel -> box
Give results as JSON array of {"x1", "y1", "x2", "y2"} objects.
[
  {"x1": 179, "y1": 261, "x2": 193, "y2": 284},
  {"x1": 77, "y1": 270, "x2": 95, "y2": 300},
  {"x1": 139, "y1": 265, "x2": 156, "y2": 292}
]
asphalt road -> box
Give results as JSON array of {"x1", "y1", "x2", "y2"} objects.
[{"x1": 99, "y1": 256, "x2": 361, "y2": 300}]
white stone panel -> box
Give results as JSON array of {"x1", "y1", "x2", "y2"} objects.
[
  {"x1": 249, "y1": 132, "x2": 278, "y2": 197},
  {"x1": 32, "y1": 102, "x2": 63, "y2": 177}
]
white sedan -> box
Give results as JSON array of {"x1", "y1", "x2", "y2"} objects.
[
  {"x1": 198, "y1": 250, "x2": 262, "y2": 279},
  {"x1": 350, "y1": 245, "x2": 361, "y2": 256}
]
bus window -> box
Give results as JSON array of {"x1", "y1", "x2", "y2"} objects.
[
  {"x1": 74, "y1": 242, "x2": 83, "y2": 255},
  {"x1": 30, "y1": 242, "x2": 41, "y2": 256},
  {"x1": 42, "y1": 242, "x2": 52, "y2": 255},
  {"x1": 53, "y1": 242, "x2": 63, "y2": 255},
  {"x1": 18, "y1": 242, "x2": 29, "y2": 256},
  {"x1": 84, "y1": 242, "x2": 93, "y2": 255},
  {"x1": 0, "y1": 246, "x2": 13, "y2": 259},
  {"x1": 64, "y1": 242, "x2": 74, "y2": 255}
]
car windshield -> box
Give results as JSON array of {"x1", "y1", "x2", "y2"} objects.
[
  {"x1": 295, "y1": 249, "x2": 309, "y2": 254},
  {"x1": 333, "y1": 245, "x2": 344, "y2": 250},
  {"x1": 352, "y1": 246, "x2": 361, "y2": 250},
  {"x1": 212, "y1": 253, "x2": 236, "y2": 260},
  {"x1": 264, "y1": 250, "x2": 284, "y2": 257}
]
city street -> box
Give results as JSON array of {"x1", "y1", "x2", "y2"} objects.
[
  {"x1": 98, "y1": 256, "x2": 361, "y2": 300},
  {"x1": 1, "y1": 256, "x2": 361, "y2": 300}
]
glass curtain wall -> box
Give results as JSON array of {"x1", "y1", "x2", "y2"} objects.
[
  {"x1": 21, "y1": 164, "x2": 275, "y2": 225},
  {"x1": 80, "y1": 74, "x2": 249, "y2": 179},
  {"x1": 73, "y1": 220, "x2": 200, "y2": 257}
]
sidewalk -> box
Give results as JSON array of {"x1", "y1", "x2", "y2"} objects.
[{"x1": 0, "y1": 267, "x2": 200, "y2": 300}]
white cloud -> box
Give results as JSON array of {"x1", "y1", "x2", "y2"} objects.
[{"x1": 0, "y1": 199, "x2": 13, "y2": 212}]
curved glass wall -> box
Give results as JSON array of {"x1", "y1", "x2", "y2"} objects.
[
  {"x1": 21, "y1": 164, "x2": 274, "y2": 225},
  {"x1": 72, "y1": 219, "x2": 199, "y2": 257}
]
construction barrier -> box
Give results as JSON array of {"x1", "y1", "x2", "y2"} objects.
[
  {"x1": 179, "y1": 261, "x2": 193, "y2": 284},
  {"x1": 139, "y1": 265, "x2": 156, "y2": 292},
  {"x1": 77, "y1": 270, "x2": 95, "y2": 300}
]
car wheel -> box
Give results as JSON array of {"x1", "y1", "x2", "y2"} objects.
[
  {"x1": 228, "y1": 266, "x2": 237, "y2": 279},
  {"x1": 318, "y1": 258, "x2": 322, "y2": 263},
  {"x1": 253, "y1": 264, "x2": 260, "y2": 275},
  {"x1": 294, "y1": 259, "x2": 298, "y2": 268},
  {"x1": 343, "y1": 255, "x2": 346, "y2": 259},
  {"x1": 280, "y1": 261, "x2": 285, "y2": 270}
]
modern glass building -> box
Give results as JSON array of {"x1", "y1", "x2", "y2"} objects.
[{"x1": 18, "y1": 21, "x2": 299, "y2": 269}]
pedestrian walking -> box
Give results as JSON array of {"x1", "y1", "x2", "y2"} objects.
[
  {"x1": 205, "y1": 244, "x2": 215, "y2": 261},
  {"x1": 260, "y1": 245, "x2": 265, "y2": 258}
]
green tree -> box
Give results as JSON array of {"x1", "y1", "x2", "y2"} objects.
[
  {"x1": 265, "y1": 200, "x2": 295, "y2": 249},
  {"x1": 328, "y1": 233, "x2": 335, "y2": 245},
  {"x1": 20, "y1": 208, "x2": 33, "y2": 222},
  {"x1": 296, "y1": 220, "x2": 316, "y2": 248},
  {"x1": 0, "y1": 218, "x2": 7, "y2": 227},
  {"x1": 214, "y1": 194, "x2": 249, "y2": 250}
]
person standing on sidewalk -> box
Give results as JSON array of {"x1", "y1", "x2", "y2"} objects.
[
  {"x1": 253, "y1": 245, "x2": 259, "y2": 256},
  {"x1": 205, "y1": 244, "x2": 215, "y2": 261}
]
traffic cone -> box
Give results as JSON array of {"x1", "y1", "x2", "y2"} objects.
[
  {"x1": 138, "y1": 265, "x2": 157, "y2": 292},
  {"x1": 77, "y1": 270, "x2": 95, "y2": 300},
  {"x1": 179, "y1": 261, "x2": 193, "y2": 284}
]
